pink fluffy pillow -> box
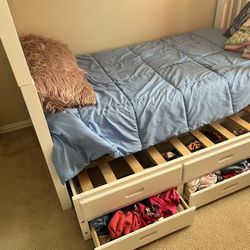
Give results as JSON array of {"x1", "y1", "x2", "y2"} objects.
[{"x1": 20, "y1": 34, "x2": 96, "y2": 113}]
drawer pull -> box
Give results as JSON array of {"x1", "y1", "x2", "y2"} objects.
[
  {"x1": 139, "y1": 231, "x2": 158, "y2": 241},
  {"x1": 218, "y1": 154, "x2": 233, "y2": 163},
  {"x1": 125, "y1": 188, "x2": 144, "y2": 198},
  {"x1": 223, "y1": 183, "x2": 238, "y2": 191}
]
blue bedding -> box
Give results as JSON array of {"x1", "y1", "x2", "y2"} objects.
[{"x1": 46, "y1": 28, "x2": 250, "y2": 183}]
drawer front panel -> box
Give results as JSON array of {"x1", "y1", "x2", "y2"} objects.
[
  {"x1": 80, "y1": 165, "x2": 182, "y2": 221},
  {"x1": 183, "y1": 137, "x2": 250, "y2": 182},
  {"x1": 93, "y1": 201, "x2": 195, "y2": 250},
  {"x1": 187, "y1": 171, "x2": 250, "y2": 208}
]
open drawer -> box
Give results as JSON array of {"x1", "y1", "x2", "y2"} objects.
[
  {"x1": 72, "y1": 161, "x2": 182, "y2": 221},
  {"x1": 70, "y1": 143, "x2": 185, "y2": 239},
  {"x1": 70, "y1": 153, "x2": 183, "y2": 240},
  {"x1": 182, "y1": 112, "x2": 250, "y2": 182},
  {"x1": 184, "y1": 171, "x2": 250, "y2": 208},
  {"x1": 91, "y1": 197, "x2": 195, "y2": 250}
]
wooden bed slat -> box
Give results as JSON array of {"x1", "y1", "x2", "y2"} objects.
[
  {"x1": 87, "y1": 155, "x2": 113, "y2": 169},
  {"x1": 99, "y1": 163, "x2": 117, "y2": 183},
  {"x1": 210, "y1": 122, "x2": 235, "y2": 139},
  {"x1": 124, "y1": 155, "x2": 144, "y2": 173},
  {"x1": 169, "y1": 137, "x2": 191, "y2": 156},
  {"x1": 191, "y1": 130, "x2": 214, "y2": 147},
  {"x1": 229, "y1": 115, "x2": 250, "y2": 131},
  {"x1": 78, "y1": 171, "x2": 94, "y2": 191},
  {"x1": 244, "y1": 106, "x2": 250, "y2": 113},
  {"x1": 146, "y1": 146, "x2": 166, "y2": 164}
]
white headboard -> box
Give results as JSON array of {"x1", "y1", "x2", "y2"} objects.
[{"x1": 215, "y1": 0, "x2": 250, "y2": 29}]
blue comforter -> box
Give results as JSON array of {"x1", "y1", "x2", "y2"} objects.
[{"x1": 46, "y1": 29, "x2": 250, "y2": 183}]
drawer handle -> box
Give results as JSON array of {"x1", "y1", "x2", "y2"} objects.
[
  {"x1": 139, "y1": 231, "x2": 158, "y2": 241},
  {"x1": 218, "y1": 154, "x2": 233, "y2": 163},
  {"x1": 223, "y1": 183, "x2": 238, "y2": 191},
  {"x1": 125, "y1": 188, "x2": 144, "y2": 198}
]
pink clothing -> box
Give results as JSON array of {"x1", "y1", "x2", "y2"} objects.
[
  {"x1": 108, "y1": 210, "x2": 126, "y2": 239},
  {"x1": 108, "y1": 188, "x2": 180, "y2": 239}
]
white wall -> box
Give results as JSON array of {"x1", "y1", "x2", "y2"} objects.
[
  {"x1": 1, "y1": 0, "x2": 217, "y2": 126},
  {"x1": 9, "y1": 0, "x2": 217, "y2": 54}
]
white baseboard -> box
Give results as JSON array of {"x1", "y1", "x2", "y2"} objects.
[{"x1": 0, "y1": 119, "x2": 32, "y2": 134}]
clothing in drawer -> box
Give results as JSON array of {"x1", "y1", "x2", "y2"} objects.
[
  {"x1": 184, "y1": 160, "x2": 250, "y2": 207},
  {"x1": 90, "y1": 192, "x2": 195, "y2": 250}
]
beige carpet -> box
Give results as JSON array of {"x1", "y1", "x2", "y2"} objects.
[{"x1": 0, "y1": 127, "x2": 249, "y2": 250}]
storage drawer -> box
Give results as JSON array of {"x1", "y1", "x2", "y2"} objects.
[
  {"x1": 91, "y1": 197, "x2": 195, "y2": 250},
  {"x1": 75, "y1": 164, "x2": 182, "y2": 221},
  {"x1": 183, "y1": 134, "x2": 250, "y2": 182},
  {"x1": 184, "y1": 171, "x2": 250, "y2": 208}
]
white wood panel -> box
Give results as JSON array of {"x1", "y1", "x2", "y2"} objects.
[
  {"x1": 236, "y1": 0, "x2": 244, "y2": 16},
  {"x1": 79, "y1": 165, "x2": 182, "y2": 221},
  {"x1": 183, "y1": 134, "x2": 250, "y2": 182},
  {"x1": 72, "y1": 197, "x2": 92, "y2": 240},
  {"x1": 214, "y1": 0, "x2": 236, "y2": 28},
  {"x1": 186, "y1": 171, "x2": 250, "y2": 208},
  {"x1": 92, "y1": 197, "x2": 195, "y2": 250},
  {"x1": 20, "y1": 84, "x2": 72, "y2": 209}
]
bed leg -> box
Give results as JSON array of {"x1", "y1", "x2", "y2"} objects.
[
  {"x1": 56, "y1": 183, "x2": 72, "y2": 210},
  {"x1": 82, "y1": 221, "x2": 92, "y2": 240},
  {"x1": 73, "y1": 198, "x2": 92, "y2": 240},
  {"x1": 36, "y1": 161, "x2": 71, "y2": 210},
  {"x1": 47, "y1": 162, "x2": 72, "y2": 210}
]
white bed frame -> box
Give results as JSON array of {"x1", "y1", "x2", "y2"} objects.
[{"x1": 0, "y1": 0, "x2": 248, "y2": 210}]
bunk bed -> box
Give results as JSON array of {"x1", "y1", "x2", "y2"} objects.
[{"x1": 1, "y1": 0, "x2": 250, "y2": 249}]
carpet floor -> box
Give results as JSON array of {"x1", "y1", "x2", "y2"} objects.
[{"x1": 0, "y1": 127, "x2": 249, "y2": 250}]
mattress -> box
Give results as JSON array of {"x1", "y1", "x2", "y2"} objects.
[{"x1": 46, "y1": 28, "x2": 250, "y2": 183}]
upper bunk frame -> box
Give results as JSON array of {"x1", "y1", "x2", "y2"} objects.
[{"x1": 0, "y1": 0, "x2": 247, "y2": 210}]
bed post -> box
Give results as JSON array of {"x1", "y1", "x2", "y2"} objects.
[
  {"x1": 215, "y1": 0, "x2": 250, "y2": 28},
  {"x1": 214, "y1": 0, "x2": 235, "y2": 28},
  {"x1": 0, "y1": 0, "x2": 72, "y2": 210}
]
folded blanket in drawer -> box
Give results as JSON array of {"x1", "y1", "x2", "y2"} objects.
[{"x1": 46, "y1": 28, "x2": 250, "y2": 183}]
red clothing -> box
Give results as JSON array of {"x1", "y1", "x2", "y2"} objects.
[
  {"x1": 108, "y1": 210, "x2": 126, "y2": 239},
  {"x1": 131, "y1": 211, "x2": 141, "y2": 232},
  {"x1": 160, "y1": 188, "x2": 180, "y2": 217},
  {"x1": 108, "y1": 188, "x2": 180, "y2": 239},
  {"x1": 123, "y1": 211, "x2": 133, "y2": 235},
  {"x1": 222, "y1": 172, "x2": 238, "y2": 179}
]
